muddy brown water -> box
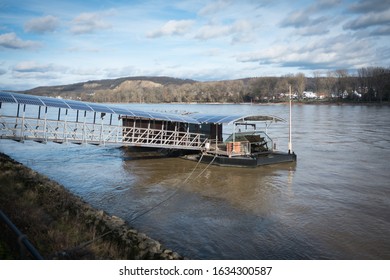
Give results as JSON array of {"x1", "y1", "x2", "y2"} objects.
[{"x1": 1, "y1": 103, "x2": 389, "y2": 259}]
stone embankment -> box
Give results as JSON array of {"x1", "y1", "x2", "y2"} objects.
[{"x1": 0, "y1": 152, "x2": 183, "y2": 260}]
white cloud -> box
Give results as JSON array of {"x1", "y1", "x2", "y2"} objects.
[
  {"x1": 237, "y1": 34, "x2": 377, "y2": 71},
  {"x1": 24, "y1": 15, "x2": 60, "y2": 34},
  {"x1": 195, "y1": 19, "x2": 252, "y2": 42},
  {"x1": 71, "y1": 12, "x2": 112, "y2": 34},
  {"x1": 0, "y1": 33, "x2": 41, "y2": 49},
  {"x1": 198, "y1": 0, "x2": 232, "y2": 16},
  {"x1": 12, "y1": 61, "x2": 67, "y2": 73},
  {"x1": 147, "y1": 20, "x2": 195, "y2": 38}
]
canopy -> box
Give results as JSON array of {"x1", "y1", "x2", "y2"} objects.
[
  {"x1": 0, "y1": 91, "x2": 285, "y2": 125},
  {"x1": 189, "y1": 113, "x2": 285, "y2": 124},
  {"x1": 0, "y1": 91, "x2": 198, "y2": 124}
]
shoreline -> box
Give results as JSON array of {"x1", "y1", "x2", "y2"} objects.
[{"x1": 0, "y1": 152, "x2": 184, "y2": 260}]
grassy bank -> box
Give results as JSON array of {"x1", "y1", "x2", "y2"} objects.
[{"x1": 0, "y1": 152, "x2": 183, "y2": 260}]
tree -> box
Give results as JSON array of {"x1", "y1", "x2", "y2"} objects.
[{"x1": 294, "y1": 73, "x2": 306, "y2": 101}]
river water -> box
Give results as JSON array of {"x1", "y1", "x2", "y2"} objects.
[{"x1": 1, "y1": 103, "x2": 389, "y2": 259}]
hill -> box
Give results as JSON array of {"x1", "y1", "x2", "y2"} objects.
[
  {"x1": 23, "y1": 76, "x2": 197, "y2": 97},
  {"x1": 19, "y1": 67, "x2": 390, "y2": 103}
]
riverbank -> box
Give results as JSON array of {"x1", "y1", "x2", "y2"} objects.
[{"x1": 0, "y1": 152, "x2": 183, "y2": 260}]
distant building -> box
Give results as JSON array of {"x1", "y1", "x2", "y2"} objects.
[{"x1": 303, "y1": 91, "x2": 317, "y2": 99}]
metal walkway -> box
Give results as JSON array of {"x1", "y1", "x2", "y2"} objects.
[
  {"x1": 0, "y1": 115, "x2": 206, "y2": 150},
  {"x1": 0, "y1": 92, "x2": 207, "y2": 150}
]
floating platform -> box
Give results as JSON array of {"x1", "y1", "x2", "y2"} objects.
[{"x1": 183, "y1": 151, "x2": 297, "y2": 168}]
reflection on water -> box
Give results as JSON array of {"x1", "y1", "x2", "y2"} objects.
[{"x1": 1, "y1": 104, "x2": 390, "y2": 259}]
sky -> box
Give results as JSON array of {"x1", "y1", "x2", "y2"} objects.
[{"x1": 0, "y1": 0, "x2": 389, "y2": 90}]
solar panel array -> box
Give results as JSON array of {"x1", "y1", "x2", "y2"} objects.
[
  {"x1": 189, "y1": 113, "x2": 247, "y2": 124},
  {"x1": 0, "y1": 91, "x2": 281, "y2": 124},
  {"x1": 0, "y1": 91, "x2": 199, "y2": 123}
]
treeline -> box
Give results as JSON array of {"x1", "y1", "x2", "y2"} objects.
[{"x1": 36, "y1": 67, "x2": 390, "y2": 103}]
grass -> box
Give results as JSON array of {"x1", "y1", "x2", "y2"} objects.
[{"x1": 0, "y1": 153, "x2": 139, "y2": 259}]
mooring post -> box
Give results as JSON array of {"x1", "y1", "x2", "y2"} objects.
[{"x1": 288, "y1": 85, "x2": 293, "y2": 154}]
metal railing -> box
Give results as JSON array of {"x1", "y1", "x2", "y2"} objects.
[
  {"x1": 122, "y1": 126, "x2": 207, "y2": 150},
  {"x1": 0, "y1": 115, "x2": 207, "y2": 150},
  {"x1": 0, "y1": 210, "x2": 43, "y2": 260}
]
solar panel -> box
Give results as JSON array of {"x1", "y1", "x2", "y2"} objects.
[
  {"x1": 65, "y1": 100, "x2": 92, "y2": 111},
  {"x1": 110, "y1": 107, "x2": 134, "y2": 116},
  {"x1": 190, "y1": 114, "x2": 215, "y2": 123},
  {"x1": 129, "y1": 109, "x2": 153, "y2": 119},
  {"x1": 169, "y1": 114, "x2": 196, "y2": 123},
  {"x1": 215, "y1": 115, "x2": 244, "y2": 124},
  {"x1": 0, "y1": 91, "x2": 202, "y2": 124},
  {"x1": 148, "y1": 111, "x2": 170, "y2": 121},
  {"x1": 190, "y1": 114, "x2": 246, "y2": 124},
  {"x1": 40, "y1": 97, "x2": 70, "y2": 109},
  {"x1": 12, "y1": 93, "x2": 45, "y2": 106},
  {"x1": 87, "y1": 103, "x2": 114, "y2": 114},
  {"x1": 0, "y1": 91, "x2": 16, "y2": 103}
]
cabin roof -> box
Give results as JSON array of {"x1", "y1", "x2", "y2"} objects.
[
  {"x1": 0, "y1": 91, "x2": 285, "y2": 125},
  {"x1": 189, "y1": 113, "x2": 285, "y2": 124}
]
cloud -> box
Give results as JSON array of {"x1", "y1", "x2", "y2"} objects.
[
  {"x1": 12, "y1": 61, "x2": 66, "y2": 73},
  {"x1": 0, "y1": 68, "x2": 6, "y2": 75},
  {"x1": 279, "y1": 0, "x2": 340, "y2": 35},
  {"x1": 147, "y1": 20, "x2": 194, "y2": 38},
  {"x1": 198, "y1": 0, "x2": 232, "y2": 16},
  {"x1": 0, "y1": 32, "x2": 41, "y2": 49},
  {"x1": 348, "y1": 0, "x2": 390, "y2": 13},
  {"x1": 71, "y1": 12, "x2": 112, "y2": 34},
  {"x1": 236, "y1": 35, "x2": 376, "y2": 71},
  {"x1": 24, "y1": 15, "x2": 60, "y2": 34},
  {"x1": 343, "y1": 10, "x2": 390, "y2": 30},
  {"x1": 370, "y1": 26, "x2": 390, "y2": 36},
  {"x1": 195, "y1": 19, "x2": 252, "y2": 42},
  {"x1": 279, "y1": 11, "x2": 308, "y2": 28}
]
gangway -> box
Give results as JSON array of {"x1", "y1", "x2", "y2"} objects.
[{"x1": 0, "y1": 91, "x2": 207, "y2": 150}]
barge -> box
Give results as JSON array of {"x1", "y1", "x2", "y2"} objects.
[{"x1": 182, "y1": 114, "x2": 297, "y2": 167}]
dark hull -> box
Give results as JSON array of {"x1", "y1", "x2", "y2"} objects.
[
  {"x1": 121, "y1": 146, "x2": 198, "y2": 161},
  {"x1": 185, "y1": 152, "x2": 297, "y2": 168}
]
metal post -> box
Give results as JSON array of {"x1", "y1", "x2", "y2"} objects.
[
  {"x1": 44, "y1": 107, "x2": 48, "y2": 143},
  {"x1": 64, "y1": 109, "x2": 68, "y2": 143},
  {"x1": 100, "y1": 113, "x2": 104, "y2": 145},
  {"x1": 215, "y1": 124, "x2": 218, "y2": 151},
  {"x1": 116, "y1": 115, "x2": 121, "y2": 143},
  {"x1": 132, "y1": 119, "x2": 136, "y2": 143},
  {"x1": 161, "y1": 123, "x2": 164, "y2": 144},
  {"x1": 20, "y1": 104, "x2": 26, "y2": 141},
  {"x1": 83, "y1": 111, "x2": 87, "y2": 144},
  {"x1": 288, "y1": 85, "x2": 293, "y2": 154},
  {"x1": 147, "y1": 122, "x2": 150, "y2": 143},
  {"x1": 93, "y1": 111, "x2": 97, "y2": 142}
]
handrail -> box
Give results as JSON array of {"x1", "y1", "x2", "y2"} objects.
[
  {"x1": 0, "y1": 209, "x2": 44, "y2": 260},
  {"x1": 1, "y1": 115, "x2": 207, "y2": 150}
]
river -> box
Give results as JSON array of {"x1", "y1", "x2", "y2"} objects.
[{"x1": 1, "y1": 103, "x2": 389, "y2": 259}]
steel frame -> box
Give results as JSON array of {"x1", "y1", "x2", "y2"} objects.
[{"x1": 0, "y1": 115, "x2": 206, "y2": 150}]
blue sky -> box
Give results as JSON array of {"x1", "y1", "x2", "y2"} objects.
[{"x1": 1, "y1": 0, "x2": 389, "y2": 90}]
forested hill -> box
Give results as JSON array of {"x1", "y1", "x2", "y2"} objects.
[{"x1": 20, "y1": 67, "x2": 390, "y2": 103}]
